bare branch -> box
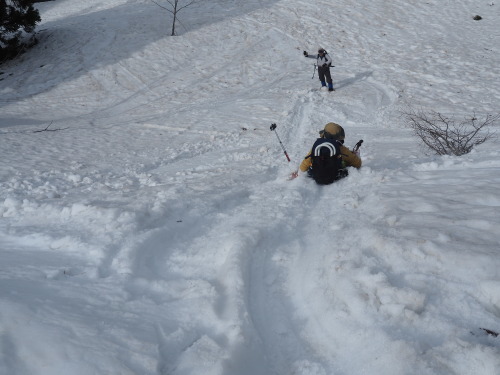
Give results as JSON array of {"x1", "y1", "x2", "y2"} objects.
[
  {"x1": 149, "y1": 0, "x2": 199, "y2": 36},
  {"x1": 33, "y1": 121, "x2": 69, "y2": 133},
  {"x1": 177, "y1": 0, "x2": 196, "y2": 12},
  {"x1": 150, "y1": 0, "x2": 174, "y2": 14}
]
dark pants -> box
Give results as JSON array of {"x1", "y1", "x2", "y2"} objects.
[{"x1": 318, "y1": 65, "x2": 332, "y2": 85}]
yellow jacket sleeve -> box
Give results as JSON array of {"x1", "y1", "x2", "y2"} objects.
[
  {"x1": 299, "y1": 150, "x2": 313, "y2": 172},
  {"x1": 340, "y1": 145, "x2": 362, "y2": 168}
]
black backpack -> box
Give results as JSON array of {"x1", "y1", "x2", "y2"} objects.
[{"x1": 309, "y1": 138, "x2": 343, "y2": 185}]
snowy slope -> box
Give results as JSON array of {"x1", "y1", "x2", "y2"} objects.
[{"x1": 1, "y1": 0, "x2": 500, "y2": 374}]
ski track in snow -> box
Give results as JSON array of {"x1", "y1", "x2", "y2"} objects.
[{"x1": 1, "y1": 0, "x2": 500, "y2": 374}]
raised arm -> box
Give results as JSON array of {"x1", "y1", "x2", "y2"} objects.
[{"x1": 303, "y1": 51, "x2": 317, "y2": 59}]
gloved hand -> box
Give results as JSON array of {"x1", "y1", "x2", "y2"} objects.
[
  {"x1": 303, "y1": 51, "x2": 308, "y2": 57},
  {"x1": 322, "y1": 63, "x2": 328, "y2": 68}
]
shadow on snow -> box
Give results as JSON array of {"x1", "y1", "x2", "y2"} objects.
[{"x1": 0, "y1": 0, "x2": 281, "y2": 116}]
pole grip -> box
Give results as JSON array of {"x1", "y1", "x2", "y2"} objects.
[{"x1": 353, "y1": 139, "x2": 364, "y2": 153}]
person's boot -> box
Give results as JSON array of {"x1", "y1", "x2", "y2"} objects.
[
  {"x1": 328, "y1": 83, "x2": 335, "y2": 92},
  {"x1": 320, "y1": 81, "x2": 326, "y2": 88}
]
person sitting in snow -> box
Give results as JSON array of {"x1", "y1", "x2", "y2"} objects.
[
  {"x1": 304, "y1": 48, "x2": 335, "y2": 91},
  {"x1": 291, "y1": 123, "x2": 362, "y2": 184}
]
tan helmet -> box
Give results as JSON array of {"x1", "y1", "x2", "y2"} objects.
[{"x1": 323, "y1": 122, "x2": 345, "y2": 140}]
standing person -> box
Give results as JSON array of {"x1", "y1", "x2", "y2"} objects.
[
  {"x1": 304, "y1": 48, "x2": 335, "y2": 91},
  {"x1": 291, "y1": 122, "x2": 362, "y2": 184}
]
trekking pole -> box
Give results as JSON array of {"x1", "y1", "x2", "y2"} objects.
[
  {"x1": 270, "y1": 123, "x2": 291, "y2": 162},
  {"x1": 312, "y1": 64, "x2": 317, "y2": 79},
  {"x1": 353, "y1": 140, "x2": 364, "y2": 154}
]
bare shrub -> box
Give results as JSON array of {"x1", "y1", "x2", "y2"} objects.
[
  {"x1": 402, "y1": 107, "x2": 498, "y2": 156},
  {"x1": 150, "y1": 0, "x2": 198, "y2": 36}
]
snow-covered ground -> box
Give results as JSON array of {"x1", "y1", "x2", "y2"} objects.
[{"x1": 1, "y1": 0, "x2": 500, "y2": 374}]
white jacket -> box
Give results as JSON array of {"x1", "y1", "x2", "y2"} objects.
[{"x1": 306, "y1": 52, "x2": 333, "y2": 67}]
